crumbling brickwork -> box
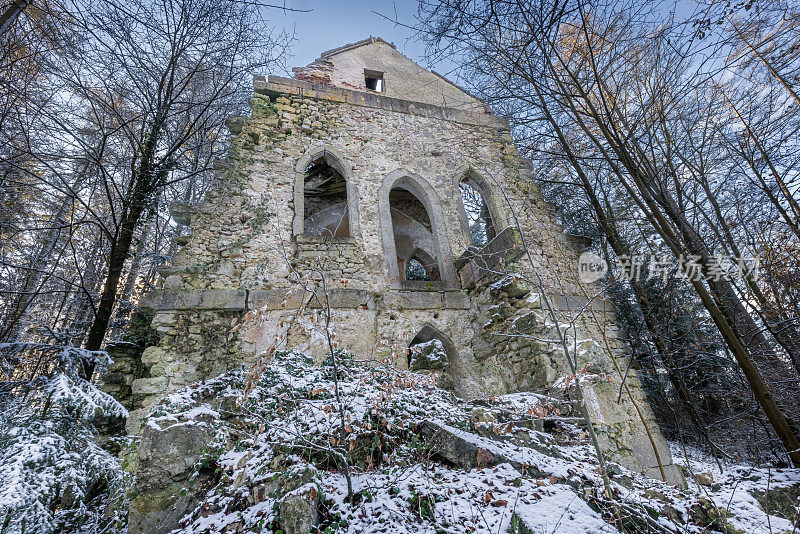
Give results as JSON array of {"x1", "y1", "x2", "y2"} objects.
[{"x1": 126, "y1": 38, "x2": 681, "y2": 484}]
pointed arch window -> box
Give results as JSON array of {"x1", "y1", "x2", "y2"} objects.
[
  {"x1": 294, "y1": 148, "x2": 359, "y2": 239},
  {"x1": 303, "y1": 157, "x2": 349, "y2": 238},
  {"x1": 378, "y1": 170, "x2": 456, "y2": 287},
  {"x1": 459, "y1": 176, "x2": 496, "y2": 246},
  {"x1": 389, "y1": 187, "x2": 441, "y2": 282}
]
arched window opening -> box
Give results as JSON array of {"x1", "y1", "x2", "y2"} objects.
[
  {"x1": 389, "y1": 188, "x2": 440, "y2": 281},
  {"x1": 303, "y1": 156, "x2": 349, "y2": 238},
  {"x1": 407, "y1": 325, "x2": 456, "y2": 371},
  {"x1": 460, "y1": 177, "x2": 495, "y2": 246},
  {"x1": 405, "y1": 257, "x2": 430, "y2": 281},
  {"x1": 390, "y1": 188, "x2": 431, "y2": 231}
]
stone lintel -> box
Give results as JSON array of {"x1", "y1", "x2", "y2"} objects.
[
  {"x1": 382, "y1": 290, "x2": 441, "y2": 310},
  {"x1": 380, "y1": 289, "x2": 471, "y2": 310},
  {"x1": 247, "y1": 288, "x2": 373, "y2": 310},
  {"x1": 140, "y1": 289, "x2": 246, "y2": 312},
  {"x1": 307, "y1": 289, "x2": 373, "y2": 309},
  {"x1": 442, "y1": 291, "x2": 471, "y2": 309},
  {"x1": 256, "y1": 75, "x2": 508, "y2": 129},
  {"x1": 141, "y1": 288, "x2": 475, "y2": 313},
  {"x1": 139, "y1": 288, "x2": 610, "y2": 314},
  {"x1": 247, "y1": 289, "x2": 305, "y2": 311}
]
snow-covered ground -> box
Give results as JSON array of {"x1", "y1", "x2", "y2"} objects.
[
  {"x1": 148, "y1": 351, "x2": 800, "y2": 534},
  {"x1": 669, "y1": 444, "x2": 800, "y2": 534},
  {"x1": 2, "y1": 346, "x2": 796, "y2": 533}
]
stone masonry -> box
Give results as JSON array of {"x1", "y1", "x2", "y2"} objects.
[{"x1": 125, "y1": 37, "x2": 682, "y2": 485}]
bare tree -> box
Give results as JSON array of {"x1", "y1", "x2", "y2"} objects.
[
  {"x1": 417, "y1": 0, "x2": 800, "y2": 466},
  {"x1": 0, "y1": 0, "x2": 292, "y2": 363}
]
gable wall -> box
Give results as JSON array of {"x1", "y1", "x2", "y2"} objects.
[{"x1": 320, "y1": 41, "x2": 485, "y2": 111}]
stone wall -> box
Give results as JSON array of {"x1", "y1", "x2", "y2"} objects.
[
  {"x1": 291, "y1": 38, "x2": 485, "y2": 111},
  {"x1": 123, "y1": 48, "x2": 681, "y2": 486},
  {"x1": 293, "y1": 235, "x2": 367, "y2": 282}
]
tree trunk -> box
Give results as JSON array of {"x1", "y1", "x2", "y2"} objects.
[
  {"x1": 84, "y1": 114, "x2": 164, "y2": 355},
  {"x1": 83, "y1": 195, "x2": 146, "y2": 353},
  {"x1": 0, "y1": 0, "x2": 29, "y2": 36},
  {"x1": 536, "y1": 67, "x2": 800, "y2": 465}
]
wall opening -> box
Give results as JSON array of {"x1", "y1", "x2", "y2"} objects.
[
  {"x1": 407, "y1": 325, "x2": 456, "y2": 371},
  {"x1": 405, "y1": 258, "x2": 430, "y2": 281},
  {"x1": 405, "y1": 251, "x2": 439, "y2": 281},
  {"x1": 303, "y1": 156, "x2": 349, "y2": 238},
  {"x1": 364, "y1": 69, "x2": 384, "y2": 92},
  {"x1": 389, "y1": 187, "x2": 440, "y2": 281},
  {"x1": 459, "y1": 177, "x2": 496, "y2": 246}
]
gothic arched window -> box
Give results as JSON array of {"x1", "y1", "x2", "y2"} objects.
[
  {"x1": 459, "y1": 176, "x2": 496, "y2": 247},
  {"x1": 302, "y1": 156, "x2": 350, "y2": 238},
  {"x1": 389, "y1": 187, "x2": 441, "y2": 282}
]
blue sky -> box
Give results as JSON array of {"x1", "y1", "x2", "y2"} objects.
[
  {"x1": 262, "y1": 1, "x2": 701, "y2": 84},
  {"x1": 265, "y1": 0, "x2": 432, "y2": 76}
]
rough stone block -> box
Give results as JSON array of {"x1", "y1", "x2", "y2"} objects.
[
  {"x1": 383, "y1": 290, "x2": 442, "y2": 309},
  {"x1": 442, "y1": 291, "x2": 470, "y2": 309},
  {"x1": 248, "y1": 289, "x2": 304, "y2": 310},
  {"x1": 132, "y1": 376, "x2": 168, "y2": 397},
  {"x1": 141, "y1": 289, "x2": 247, "y2": 311},
  {"x1": 455, "y1": 227, "x2": 525, "y2": 287},
  {"x1": 306, "y1": 289, "x2": 371, "y2": 309}
]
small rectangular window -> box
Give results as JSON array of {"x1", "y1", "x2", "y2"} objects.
[{"x1": 364, "y1": 70, "x2": 384, "y2": 92}]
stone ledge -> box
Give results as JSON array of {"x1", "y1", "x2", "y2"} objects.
[
  {"x1": 140, "y1": 289, "x2": 247, "y2": 312},
  {"x1": 382, "y1": 290, "x2": 442, "y2": 310},
  {"x1": 381, "y1": 289, "x2": 472, "y2": 310},
  {"x1": 248, "y1": 289, "x2": 304, "y2": 310},
  {"x1": 139, "y1": 287, "x2": 611, "y2": 314},
  {"x1": 442, "y1": 291, "x2": 471, "y2": 309},
  {"x1": 308, "y1": 289, "x2": 373, "y2": 309},
  {"x1": 140, "y1": 288, "x2": 477, "y2": 313},
  {"x1": 248, "y1": 288, "x2": 373, "y2": 310},
  {"x1": 256, "y1": 75, "x2": 508, "y2": 129}
]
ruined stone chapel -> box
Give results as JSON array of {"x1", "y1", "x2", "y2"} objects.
[{"x1": 124, "y1": 37, "x2": 681, "y2": 483}]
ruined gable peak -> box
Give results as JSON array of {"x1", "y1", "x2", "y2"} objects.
[{"x1": 292, "y1": 36, "x2": 484, "y2": 110}]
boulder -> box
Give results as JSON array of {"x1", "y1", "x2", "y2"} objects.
[
  {"x1": 128, "y1": 409, "x2": 218, "y2": 534},
  {"x1": 419, "y1": 421, "x2": 500, "y2": 469},
  {"x1": 279, "y1": 483, "x2": 320, "y2": 534},
  {"x1": 694, "y1": 471, "x2": 714, "y2": 486}
]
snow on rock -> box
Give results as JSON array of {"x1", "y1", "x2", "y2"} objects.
[
  {"x1": 132, "y1": 350, "x2": 800, "y2": 534},
  {"x1": 408, "y1": 339, "x2": 448, "y2": 370},
  {"x1": 670, "y1": 445, "x2": 800, "y2": 534},
  {"x1": 513, "y1": 484, "x2": 620, "y2": 533}
]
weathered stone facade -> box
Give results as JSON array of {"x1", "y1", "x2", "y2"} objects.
[{"x1": 126, "y1": 37, "x2": 681, "y2": 486}]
